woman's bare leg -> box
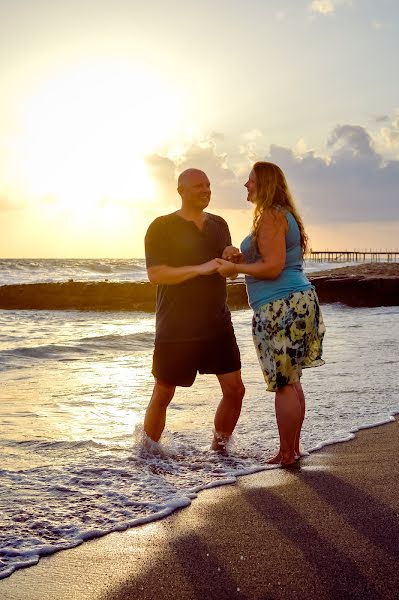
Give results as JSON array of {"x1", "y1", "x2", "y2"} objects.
[
  {"x1": 294, "y1": 382, "x2": 305, "y2": 456},
  {"x1": 267, "y1": 383, "x2": 302, "y2": 465}
]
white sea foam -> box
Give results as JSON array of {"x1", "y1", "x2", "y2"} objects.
[{"x1": 0, "y1": 303, "x2": 399, "y2": 579}]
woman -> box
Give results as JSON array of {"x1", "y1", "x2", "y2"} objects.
[{"x1": 216, "y1": 162, "x2": 325, "y2": 466}]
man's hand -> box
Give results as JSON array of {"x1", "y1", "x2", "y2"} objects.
[
  {"x1": 195, "y1": 259, "x2": 221, "y2": 276},
  {"x1": 148, "y1": 259, "x2": 222, "y2": 284},
  {"x1": 222, "y1": 245, "x2": 242, "y2": 263},
  {"x1": 216, "y1": 258, "x2": 238, "y2": 278}
]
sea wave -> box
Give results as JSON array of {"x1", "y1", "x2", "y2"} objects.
[
  {"x1": 1, "y1": 437, "x2": 106, "y2": 453},
  {"x1": 0, "y1": 331, "x2": 155, "y2": 371},
  {"x1": 0, "y1": 429, "x2": 278, "y2": 581},
  {"x1": 79, "y1": 331, "x2": 154, "y2": 350},
  {"x1": 0, "y1": 258, "x2": 148, "y2": 286}
]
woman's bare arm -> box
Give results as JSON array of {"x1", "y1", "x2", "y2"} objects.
[{"x1": 217, "y1": 211, "x2": 287, "y2": 280}]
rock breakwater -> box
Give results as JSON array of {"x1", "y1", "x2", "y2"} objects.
[{"x1": 0, "y1": 264, "x2": 398, "y2": 311}]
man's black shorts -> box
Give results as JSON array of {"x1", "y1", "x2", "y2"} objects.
[{"x1": 152, "y1": 328, "x2": 241, "y2": 387}]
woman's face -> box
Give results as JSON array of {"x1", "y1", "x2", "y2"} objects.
[{"x1": 244, "y1": 169, "x2": 257, "y2": 203}]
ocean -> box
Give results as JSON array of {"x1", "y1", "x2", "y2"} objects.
[
  {"x1": 1, "y1": 258, "x2": 398, "y2": 580},
  {"x1": 0, "y1": 256, "x2": 376, "y2": 286}
]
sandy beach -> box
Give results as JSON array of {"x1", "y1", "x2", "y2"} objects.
[{"x1": 1, "y1": 418, "x2": 398, "y2": 600}]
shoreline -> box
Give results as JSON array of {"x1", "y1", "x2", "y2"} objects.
[
  {"x1": 1, "y1": 263, "x2": 399, "y2": 310},
  {"x1": 1, "y1": 415, "x2": 399, "y2": 599},
  {"x1": 1, "y1": 408, "x2": 399, "y2": 584}
]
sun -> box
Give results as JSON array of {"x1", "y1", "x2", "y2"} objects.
[{"x1": 15, "y1": 60, "x2": 186, "y2": 211}]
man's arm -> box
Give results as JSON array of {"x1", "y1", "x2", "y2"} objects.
[{"x1": 148, "y1": 260, "x2": 220, "y2": 285}]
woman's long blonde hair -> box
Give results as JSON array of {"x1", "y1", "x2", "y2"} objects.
[{"x1": 251, "y1": 161, "x2": 308, "y2": 254}]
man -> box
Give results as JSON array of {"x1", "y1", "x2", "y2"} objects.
[{"x1": 144, "y1": 168, "x2": 245, "y2": 451}]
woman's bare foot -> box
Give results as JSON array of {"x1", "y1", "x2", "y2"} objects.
[
  {"x1": 281, "y1": 460, "x2": 301, "y2": 470},
  {"x1": 267, "y1": 450, "x2": 297, "y2": 466},
  {"x1": 266, "y1": 451, "x2": 283, "y2": 464}
]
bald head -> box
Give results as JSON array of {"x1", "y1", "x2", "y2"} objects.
[
  {"x1": 177, "y1": 168, "x2": 211, "y2": 211},
  {"x1": 177, "y1": 168, "x2": 207, "y2": 189}
]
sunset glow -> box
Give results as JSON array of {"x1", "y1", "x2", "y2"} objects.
[
  {"x1": 14, "y1": 62, "x2": 186, "y2": 212},
  {"x1": 1, "y1": 1, "x2": 398, "y2": 256}
]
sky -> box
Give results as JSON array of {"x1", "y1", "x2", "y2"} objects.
[{"x1": 0, "y1": 0, "x2": 398, "y2": 257}]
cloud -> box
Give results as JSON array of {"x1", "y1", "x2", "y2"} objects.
[
  {"x1": 249, "y1": 124, "x2": 399, "y2": 225},
  {"x1": 266, "y1": 125, "x2": 399, "y2": 224},
  {"x1": 238, "y1": 129, "x2": 265, "y2": 164},
  {"x1": 378, "y1": 113, "x2": 399, "y2": 150},
  {"x1": 309, "y1": 0, "x2": 335, "y2": 15},
  {"x1": 208, "y1": 131, "x2": 226, "y2": 142},
  {"x1": 371, "y1": 21, "x2": 389, "y2": 31},
  {"x1": 309, "y1": 0, "x2": 352, "y2": 16},
  {"x1": 146, "y1": 154, "x2": 176, "y2": 195},
  {"x1": 326, "y1": 124, "x2": 379, "y2": 161},
  {"x1": 146, "y1": 140, "x2": 240, "y2": 209},
  {"x1": 146, "y1": 125, "x2": 399, "y2": 226}
]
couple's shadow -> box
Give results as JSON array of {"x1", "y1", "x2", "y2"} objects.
[{"x1": 102, "y1": 464, "x2": 399, "y2": 600}]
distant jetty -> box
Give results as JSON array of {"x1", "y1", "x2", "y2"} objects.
[
  {"x1": 0, "y1": 263, "x2": 398, "y2": 311},
  {"x1": 306, "y1": 250, "x2": 399, "y2": 263}
]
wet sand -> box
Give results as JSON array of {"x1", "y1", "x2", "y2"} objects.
[{"x1": 1, "y1": 417, "x2": 399, "y2": 600}]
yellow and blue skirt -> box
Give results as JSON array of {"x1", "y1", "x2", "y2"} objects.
[{"x1": 252, "y1": 288, "x2": 326, "y2": 392}]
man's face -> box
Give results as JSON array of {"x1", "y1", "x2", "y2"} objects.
[{"x1": 179, "y1": 171, "x2": 211, "y2": 210}]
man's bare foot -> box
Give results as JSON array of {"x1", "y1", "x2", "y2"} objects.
[{"x1": 211, "y1": 433, "x2": 229, "y2": 455}]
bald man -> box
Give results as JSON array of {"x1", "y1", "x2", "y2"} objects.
[{"x1": 144, "y1": 168, "x2": 244, "y2": 451}]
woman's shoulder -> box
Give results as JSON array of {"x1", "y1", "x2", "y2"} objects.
[
  {"x1": 259, "y1": 207, "x2": 288, "y2": 229},
  {"x1": 240, "y1": 232, "x2": 254, "y2": 254},
  {"x1": 241, "y1": 232, "x2": 253, "y2": 245}
]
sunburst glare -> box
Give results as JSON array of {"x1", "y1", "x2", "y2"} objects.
[{"x1": 14, "y1": 61, "x2": 187, "y2": 211}]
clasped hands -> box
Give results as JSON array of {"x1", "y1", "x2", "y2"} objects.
[{"x1": 197, "y1": 246, "x2": 242, "y2": 278}]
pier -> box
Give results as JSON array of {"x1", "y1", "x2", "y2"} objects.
[{"x1": 306, "y1": 250, "x2": 399, "y2": 263}]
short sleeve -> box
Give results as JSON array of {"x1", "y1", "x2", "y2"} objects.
[
  {"x1": 145, "y1": 218, "x2": 168, "y2": 269},
  {"x1": 219, "y1": 217, "x2": 232, "y2": 248},
  {"x1": 225, "y1": 222, "x2": 232, "y2": 248}
]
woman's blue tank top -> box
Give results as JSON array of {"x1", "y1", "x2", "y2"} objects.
[{"x1": 240, "y1": 211, "x2": 311, "y2": 310}]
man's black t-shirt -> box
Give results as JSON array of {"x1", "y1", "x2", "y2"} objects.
[{"x1": 145, "y1": 212, "x2": 233, "y2": 342}]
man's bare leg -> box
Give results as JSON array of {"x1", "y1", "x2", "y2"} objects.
[
  {"x1": 144, "y1": 380, "x2": 176, "y2": 442},
  {"x1": 212, "y1": 370, "x2": 245, "y2": 451}
]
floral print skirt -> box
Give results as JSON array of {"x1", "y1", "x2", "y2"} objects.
[{"x1": 252, "y1": 288, "x2": 326, "y2": 392}]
